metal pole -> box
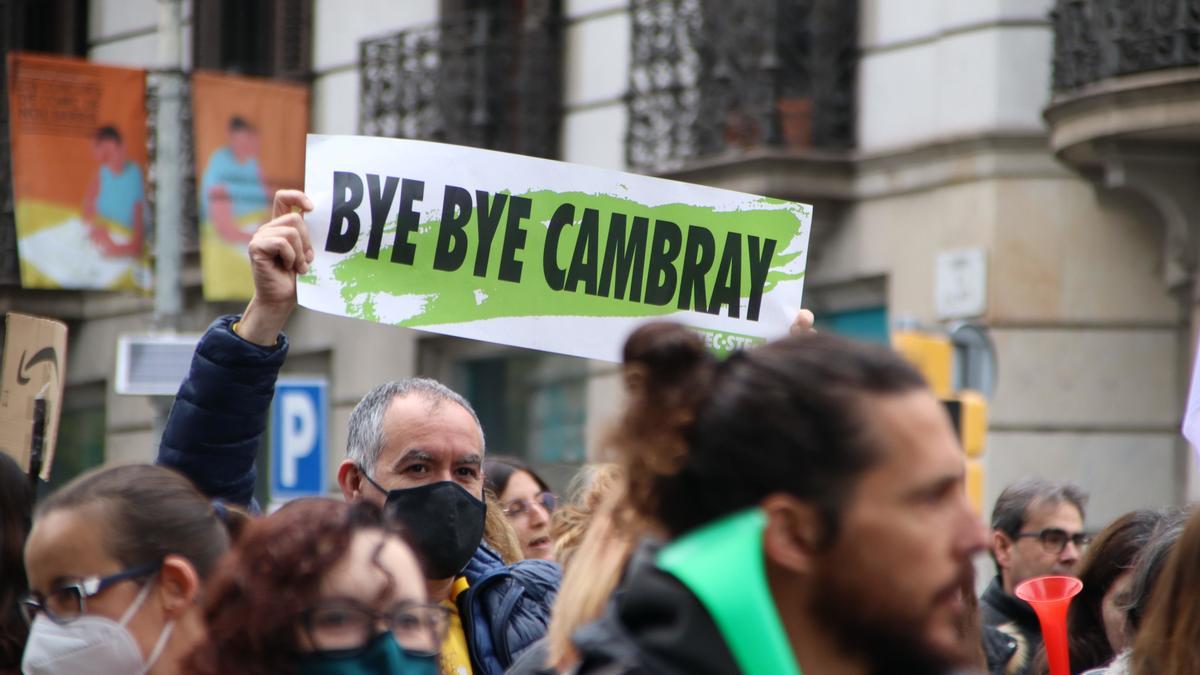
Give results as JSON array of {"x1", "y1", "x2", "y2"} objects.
[
  {"x1": 154, "y1": 0, "x2": 184, "y2": 329},
  {"x1": 152, "y1": 0, "x2": 185, "y2": 448}
]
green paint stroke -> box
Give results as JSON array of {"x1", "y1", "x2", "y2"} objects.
[{"x1": 312, "y1": 189, "x2": 807, "y2": 327}]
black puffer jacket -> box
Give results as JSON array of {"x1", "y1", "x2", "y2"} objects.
[
  {"x1": 979, "y1": 576, "x2": 1040, "y2": 675},
  {"x1": 570, "y1": 540, "x2": 740, "y2": 675}
]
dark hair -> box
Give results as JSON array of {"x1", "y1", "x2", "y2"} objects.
[
  {"x1": 1031, "y1": 509, "x2": 1170, "y2": 675},
  {"x1": 989, "y1": 478, "x2": 1088, "y2": 573},
  {"x1": 1131, "y1": 506, "x2": 1200, "y2": 674},
  {"x1": 990, "y1": 478, "x2": 1088, "y2": 537},
  {"x1": 0, "y1": 453, "x2": 33, "y2": 668},
  {"x1": 1123, "y1": 507, "x2": 1189, "y2": 635},
  {"x1": 612, "y1": 323, "x2": 927, "y2": 541},
  {"x1": 94, "y1": 125, "x2": 122, "y2": 143},
  {"x1": 484, "y1": 455, "x2": 550, "y2": 501},
  {"x1": 228, "y1": 115, "x2": 254, "y2": 132},
  {"x1": 187, "y1": 498, "x2": 406, "y2": 675},
  {"x1": 36, "y1": 464, "x2": 243, "y2": 580}
]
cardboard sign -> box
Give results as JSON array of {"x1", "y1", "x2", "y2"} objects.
[
  {"x1": 299, "y1": 135, "x2": 812, "y2": 362},
  {"x1": 192, "y1": 71, "x2": 309, "y2": 301},
  {"x1": 0, "y1": 313, "x2": 68, "y2": 479},
  {"x1": 7, "y1": 53, "x2": 149, "y2": 290}
]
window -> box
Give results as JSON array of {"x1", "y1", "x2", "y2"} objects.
[
  {"x1": 193, "y1": 0, "x2": 313, "y2": 81},
  {"x1": 359, "y1": 0, "x2": 563, "y2": 159},
  {"x1": 814, "y1": 307, "x2": 890, "y2": 345},
  {"x1": 806, "y1": 277, "x2": 890, "y2": 345},
  {"x1": 3, "y1": 0, "x2": 87, "y2": 56},
  {"x1": 626, "y1": 0, "x2": 857, "y2": 171},
  {"x1": 462, "y1": 353, "x2": 587, "y2": 465},
  {"x1": 418, "y1": 336, "x2": 588, "y2": 479}
]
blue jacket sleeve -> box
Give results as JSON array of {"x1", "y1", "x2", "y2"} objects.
[{"x1": 156, "y1": 315, "x2": 288, "y2": 508}]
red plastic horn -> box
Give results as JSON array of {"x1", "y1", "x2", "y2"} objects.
[{"x1": 1015, "y1": 575, "x2": 1083, "y2": 675}]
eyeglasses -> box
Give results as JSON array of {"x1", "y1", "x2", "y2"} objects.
[
  {"x1": 20, "y1": 561, "x2": 161, "y2": 625},
  {"x1": 502, "y1": 491, "x2": 557, "y2": 519},
  {"x1": 298, "y1": 599, "x2": 452, "y2": 655},
  {"x1": 1015, "y1": 528, "x2": 1090, "y2": 555}
]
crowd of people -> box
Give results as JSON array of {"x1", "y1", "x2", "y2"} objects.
[{"x1": 3, "y1": 189, "x2": 1200, "y2": 674}]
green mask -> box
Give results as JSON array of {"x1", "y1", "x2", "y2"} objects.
[
  {"x1": 294, "y1": 631, "x2": 438, "y2": 675},
  {"x1": 657, "y1": 508, "x2": 803, "y2": 675}
]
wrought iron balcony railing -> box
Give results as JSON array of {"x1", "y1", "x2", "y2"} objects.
[
  {"x1": 627, "y1": 0, "x2": 857, "y2": 173},
  {"x1": 1052, "y1": 0, "x2": 1200, "y2": 92},
  {"x1": 359, "y1": 3, "x2": 563, "y2": 160}
]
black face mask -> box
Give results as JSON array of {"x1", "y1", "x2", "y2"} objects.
[{"x1": 363, "y1": 473, "x2": 486, "y2": 580}]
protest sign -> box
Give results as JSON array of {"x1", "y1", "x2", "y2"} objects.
[
  {"x1": 0, "y1": 313, "x2": 68, "y2": 480},
  {"x1": 299, "y1": 135, "x2": 811, "y2": 362},
  {"x1": 7, "y1": 53, "x2": 149, "y2": 291},
  {"x1": 193, "y1": 71, "x2": 308, "y2": 300}
]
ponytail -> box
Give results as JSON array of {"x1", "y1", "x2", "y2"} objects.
[{"x1": 608, "y1": 322, "x2": 717, "y2": 525}]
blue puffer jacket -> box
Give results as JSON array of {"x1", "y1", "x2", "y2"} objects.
[
  {"x1": 461, "y1": 546, "x2": 560, "y2": 673},
  {"x1": 157, "y1": 315, "x2": 560, "y2": 675}
]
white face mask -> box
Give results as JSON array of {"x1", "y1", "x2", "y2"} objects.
[{"x1": 21, "y1": 577, "x2": 175, "y2": 675}]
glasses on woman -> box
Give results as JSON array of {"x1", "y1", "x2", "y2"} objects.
[
  {"x1": 298, "y1": 599, "x2": 452, "y2": 655},
  {"x1": 502, "y1": 491, "x2": 557, "y2": 519},
  {"x1": 1015, "y1": 527, "x2": 1090, "y2": 555},
  {"x1": 20, "y1": 561, "x2": 161, "y2": 625}
]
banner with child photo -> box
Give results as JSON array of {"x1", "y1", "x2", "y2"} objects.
[
  {"x1": 192, "y1": 71, "x2": 308, "y2": 301},
  {"x1": 7, "y1": 53, "x2": 149, "y2": 291}
]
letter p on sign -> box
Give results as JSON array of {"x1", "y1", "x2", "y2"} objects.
[{"x1": 270, "y1": 379, "x2": 327, "y2": 500}]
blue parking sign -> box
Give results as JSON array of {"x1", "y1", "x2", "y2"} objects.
[{"x1": 270, "y1": 378, "x2": 327, "y2": 500}]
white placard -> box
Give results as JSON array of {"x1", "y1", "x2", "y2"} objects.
[{"x1": 298, "y1": 135, "x2": 814, "y2": 361}]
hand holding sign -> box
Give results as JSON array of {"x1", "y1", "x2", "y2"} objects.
[{"x1": 239, "y1": 190, "x2": 314, "y2": 346}]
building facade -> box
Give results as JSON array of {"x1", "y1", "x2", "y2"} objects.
[{"x1": 1, "y1": 0, "x2": 1195, "y2": 526}]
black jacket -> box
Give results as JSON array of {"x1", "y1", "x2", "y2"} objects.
[
  {"x1": 979, "y1": 576, "x2": 1040, "y2": 675},
  {"x1": 573, "y1": 539, "x2": 984, "y2": 675},
  {"x1": 571, "y1": 540, "x2": 741, "y2": 675}
]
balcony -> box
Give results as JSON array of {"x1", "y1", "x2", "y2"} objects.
[
  {"x1": 625, "y1": 0, "x2": 857, "y2": 202},
  {"x1": 1045, "y1": 0, "x2": 1200, "y2": 167},
  {"x1": 1044, "y1": 0, "x2": 1200, "y2": 292},
  {"x1": 359, "y1": 4, "x2": 563, "y2": 160}
]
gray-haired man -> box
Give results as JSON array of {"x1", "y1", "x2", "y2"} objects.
[{"x1": 981, "y1": 478, "x2": 1089, "y2": 675}]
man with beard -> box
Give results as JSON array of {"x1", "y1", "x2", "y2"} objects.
[
  {"x1": 570, "y1": 321, "x2": 988, "y2": 675},
  {"x1": 981, "y1": 479, "x2": 1088, "y2": 675},
  {"x1": 157, "y1": 191, "x2": 558, "y2": 675}
]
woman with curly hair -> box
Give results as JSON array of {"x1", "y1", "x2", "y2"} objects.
[{"x1": 186, "y1": 497, "x2": 449, "y2": 675}]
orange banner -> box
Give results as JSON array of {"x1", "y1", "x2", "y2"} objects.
[
  {"x1": 192, "y1": 71, "x2": 309, "y2": 300},
  {"x1": 7, "y1": 53, "x2": 149, "y2": 290}
]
